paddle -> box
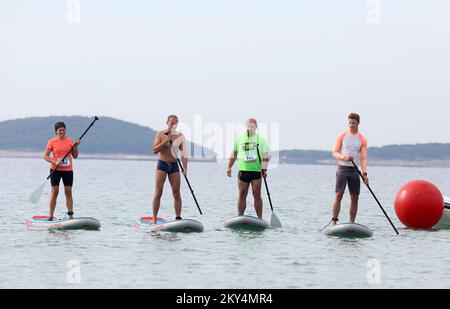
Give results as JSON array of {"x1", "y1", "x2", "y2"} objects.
[
  {"x1": 171, "y1": 139, "x2": 203, "y2": 215},
  {"x1": 350, "y1": 159, "x2": 399, "y2": 235},
  {"x1": 176, "y1": 159, "x2": 203, "y2": 215},
  {"x1": 256, "y1": 142, "x2": 282, "y2": 228},
  {"x1": 29, "y1": 117, "x2": 99, "y2": 204}
]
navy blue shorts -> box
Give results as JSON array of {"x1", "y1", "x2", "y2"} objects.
[{"x1": 157, "y1": 160, "x2": 180, "y2": 175}]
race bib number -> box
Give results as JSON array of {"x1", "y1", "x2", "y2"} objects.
[
  {"x1": 244, "y1": 152, "x2": 257, "y2": 163},
  {"x1": 58, "y1": 157, "x2": 70, "y2": 168},
  {"x1": 241, "y1": 142, "x2": 258, "y2": 163}
]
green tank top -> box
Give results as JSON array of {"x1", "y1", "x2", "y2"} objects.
[{"x1": 233, "y1": 133, "x2": 269, "y2": 172}]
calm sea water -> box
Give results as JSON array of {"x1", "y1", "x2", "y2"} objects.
[{"x1": 1, "y1": 157, "x2": 449, "y2": 289}]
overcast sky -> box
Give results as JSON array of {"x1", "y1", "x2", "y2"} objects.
[{"x1": 1, "y1": 0, "x2": 449, "y2": 150}]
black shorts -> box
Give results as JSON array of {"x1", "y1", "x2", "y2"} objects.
[
  {"x1": 335, "y1": 166, "x2": 360, "y2": 196},
  {"x1": 50, "y1": 169, "x2": 74, "y2": 187},
  {"x1": 238, "y1": 171, "x2": 262, "y2": 183}
]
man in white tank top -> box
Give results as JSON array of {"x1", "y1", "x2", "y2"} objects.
[{"x1": 331, "y1": 113, "x2": 369, "y2": 225}]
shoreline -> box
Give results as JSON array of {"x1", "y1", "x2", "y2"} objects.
[
  {"x1": 1, "y1": 150, "x2": 450, "y2": 168},
  {"x1": 279, "y1": 160, "x2": 450, "y2": 169},
  {"x1": 0, "y1": 151, "x2": 216, "y2": 163}
]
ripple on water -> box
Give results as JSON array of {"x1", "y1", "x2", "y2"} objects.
[{"x1": 2, "y1": 159, "x2": 450, "y2": 288}]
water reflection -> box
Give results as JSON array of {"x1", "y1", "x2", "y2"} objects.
[{"x1": 230, "y1": 228, "x2": 267, "y2": 239}]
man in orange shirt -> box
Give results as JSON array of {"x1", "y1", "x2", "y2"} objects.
[
  {"x1": 331, "y1": 113, "x2": 369, "y2": 225},
  {"x1": 43, "y1": 122, "x2": 80, "y2": 221}
]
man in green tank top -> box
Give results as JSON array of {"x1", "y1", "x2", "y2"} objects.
[{"x1": 227, "y1": 118, "x2": 269, "y2": 219}]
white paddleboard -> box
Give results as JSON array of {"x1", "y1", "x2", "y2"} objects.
[
  {"x1": 224, "y1": 215, "x2": 270, "y2": 230},
  {"x1": 134, "y1": 217, "x2": 204, "y2": 233},
  {"x1": 434, "y1": 196, "x2": 450, "y2": 230},
  {"x1": 323, "y1": 223, "x2": 373, "y2": 238},
  {"x1": 26, "y1": 216, "x2": 101, "y2": 230}
]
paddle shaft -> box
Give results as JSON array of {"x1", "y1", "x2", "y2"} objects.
[
  {"x1": 256, "y1": 144, "x2": 274, "y2": 212},
  {"x1": 46, "y1": 117, "x2": 99, "y2": 180},
  {"x1": 176, "y1": 157, "x2": 203, "y2": 215},
  {"x1": 350, "y1": 159, "x2": 399, "y2": 235}
]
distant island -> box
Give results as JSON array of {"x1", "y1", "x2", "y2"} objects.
[
  {"x1": 1, "y1": 116, "x2": 449, "y2": 167},
  {"x1": 0, "y1": 116, "x2": 216, "y2": 162}
]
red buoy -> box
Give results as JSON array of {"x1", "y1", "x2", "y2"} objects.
[{"x1": 394, "y1": 180, "x2": 444, "y2": 229}]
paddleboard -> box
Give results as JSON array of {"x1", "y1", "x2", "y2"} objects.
[
  {"x1": 434, "y1": 196, "x2": 450, "y2": 230},
  {"x1": 323, "y1": 223, "x2": 373, "y2": 238},
  {"x1": 26, "y1": 216, "x2": 101, "y2": 230},
  {"x1": 134, "y1": 217, "x2": 204, "y2": 233},
  {"x1": 224, "y1": 215, "x2": 270, "y2": 230}
]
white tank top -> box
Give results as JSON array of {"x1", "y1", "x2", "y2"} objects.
[{"x1": 334, "y1": 132, "x2": 367, "y2": 167}]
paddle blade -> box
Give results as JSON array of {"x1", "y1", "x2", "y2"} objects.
[
  {"x1": 29, "y1": 181, "x2": 47, "y2": 204},
  {"x1": 270, "y1": 212, "x2": 282, "y2": 228}
]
